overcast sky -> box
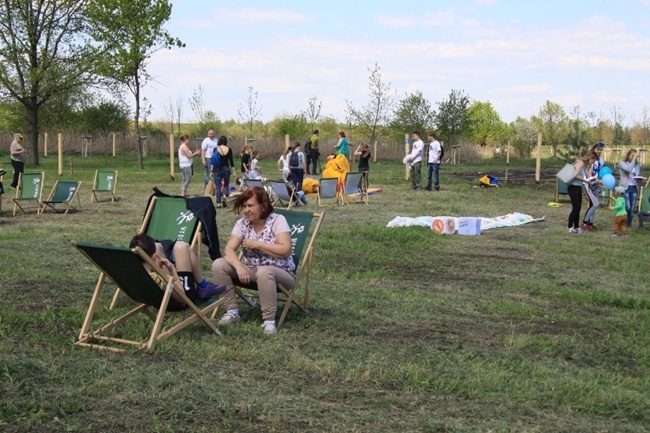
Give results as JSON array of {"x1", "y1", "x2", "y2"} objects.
[{"x1": 144, "y1": 0, "x2": 650, "y2": 126}]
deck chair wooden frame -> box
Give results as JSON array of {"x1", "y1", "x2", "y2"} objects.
[
  {"x1": 90, "y1": 169, "x2": 118, "y2": 203},
  {"x1": 40, "y1": 180, "x2": 81, "y2": 214},
  {"x1": 317, "y1": 177, "x2": 340, "y2": 207},
  {"x1": 72, "y1": 240, "x2": 224, "y2": 352},
  {"x1": 217, "y1": 209, "x2": 325, "y2": 329},
  {"x1": 341, "y1": 171, "x2": 368, "y2": 205},
  {"x1": 269, "y1": 180, "x2": 296, "y2": 209},
  {"x1": 109, "y1": 195, "x2": 203, "y2": 309},
  {"x1": 13, "y1": 172, "x2": 45, "y2": 216}
]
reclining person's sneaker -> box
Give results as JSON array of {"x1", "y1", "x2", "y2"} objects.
[
  {"x1": 197, "y1": 282, "x2": 227, "y2": 299},
  {"x1": 218, "y1": 311, "x2": 241, "y2": 326}
]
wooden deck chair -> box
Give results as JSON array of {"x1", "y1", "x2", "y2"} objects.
[
  {"x1": 638, "y1": 179, "x2": 650, "y2": 228},
  {"x1": 269, "y1": 180, "x2": 296, "y2": 209},
  {"x1": 219, "y1": 208, "x2": 325, "y2": 329},
  {"x1": 317, "y1": 177, "x2": 340, "y2": 207},
  {"x1": 243, "y1": 178, "x2": 265, "y2": 189},
  {"x1": 341, "y1": 172, "x2": 368, "y2": 205},
  {"x1": 554, "y1": 178, "x2": 569, "y2": 203},
  {"x1": 90, "y1": 169, "x2": 118, "y2": 203},
  {"x1": 72, "y1": 240, "x2": 224, "y2": 352},
  {"x1": 109, "y1": 195, "x2": 203, "y2": 309},
  {"x1": 13, "y1": 172, "x2": 44, "y2": 216},
  {"x1": 40, "y1": 180, "x2": 81, "y2": 214}
]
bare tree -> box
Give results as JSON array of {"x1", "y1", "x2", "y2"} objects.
[
  {"x1": 175, "y1": 94, "x2": 183, "y2": 135},
  {"x1": 302, "y1": 95, "x2": 322, "y2": 131},
  {"x1": 610, "y1": 105, "x2": 626, "y2": 147},
  {"x1": 238, "y1": 86, "x2": 263, "y2": 136},
  {"x1": 163, "y1": 96, "x2": 175, "y2": 134},
  {"x1": 345, "y1": 63, "x2": 396, "y2": 145},
  {"x1": 189, "y1": 84, "x2": 205, "y2": 122}
]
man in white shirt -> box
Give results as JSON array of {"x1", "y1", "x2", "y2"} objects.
[
  {"x1": 408, "y1": 131, "x2": 424, "y2": 190},
  {"x1": 425, "y1": 131, "x2": 442, "y2": 191},
  {"x1": 201, "y1": 129, "x2": 217, "y2": 187}
]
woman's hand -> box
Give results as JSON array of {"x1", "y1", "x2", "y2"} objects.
[
  {"x1": 234, "y1": 263, "x2": 251, "y2": 284},
  {"x1": 242, "y1": 238, "x2": 259, "y2": 251}
]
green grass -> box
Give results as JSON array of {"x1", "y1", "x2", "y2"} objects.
[{"x1": 1, "y1": 153, "x2": 648, "y2": 432}]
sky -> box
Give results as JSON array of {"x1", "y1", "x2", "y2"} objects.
[{"x1": 143, "y1": 0, "x2": 650, "y2": 126}]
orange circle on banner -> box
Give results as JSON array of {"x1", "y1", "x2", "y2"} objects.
[{"x1": 432, "y1": 219, "x2": 445, "y2": 233}]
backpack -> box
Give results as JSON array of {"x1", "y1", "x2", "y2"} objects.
[
  {"x1": 289, "y1": 149, "x2": 300, "y2": 168},
  {"x1": 439, "y1": 143, "x2": 444, "y2": 160},
  {"x1": 305, "y1": 138, "x2": 312, "y2": 149},
  {"x1": 210, "y1": 147, "x2": 222, "y2": 168}
]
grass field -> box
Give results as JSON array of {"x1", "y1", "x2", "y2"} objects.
[{"x1": 1, "y1": 153, "x2": 648, "y2": 432}]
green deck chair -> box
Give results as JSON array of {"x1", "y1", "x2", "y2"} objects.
[
  {"x1": 109, "y1": 195, "x2": 203, "y2": 309},
  {"x1": 341, "y1": 172, "x2": 368, "y2": 205},
  {"x1": 72, "y1": 240, "x2": 224, "y2": 352},
  {"x1": 40, "y1": 180, "x2": 82, "y2": 214},
  {"x1": 90, "y1": 169, "x2": 118, "y2": 203},
  {"x1": 13, "y1": 172, "x2": 44, "y2": 216},
  {"x1": 219, "y1": 208, "x2": 325, "y2": 329},
  {"x1": 554, "y1": 178, "x2": 569, "y2": 203},
  {"x1": 317, "y1": 177, "x2": 340, "y2": 207}
]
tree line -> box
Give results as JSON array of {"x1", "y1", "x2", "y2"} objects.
[{"x1": 2, "y1": 3, "x2": 648, "y2": 168}]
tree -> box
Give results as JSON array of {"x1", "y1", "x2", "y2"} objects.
[
  {"x1": 270, "y1": 114, "x2": 309, "y2": 140},
  {"x1": 559, "y1": 106, "x2": 591, "y2": 162},
  {"x1": 511, "y1": 116, "x2": 538, "y2": 158},
  {"x1": 302, "y1": 95, "x2": 322, "y2": 132},
  {"x1": 189, "y1": 85, "x2": 206, "y2": 122},
  {"x1": 79, "y1": 101, "x2": 130, "y2": 137},
  {"x1": 175, "y1": 94, "x2": 183, "y2": 135},
  {"x1": 0, "y1": 0, "x2": 99, "y2": 165},
  {"x1": 87, "y1": 0, "x2": 184, "y2": 169},
  {"x1": 610, "y1": 105, "x2": 626, "y2": 148},
  {"x1": 435, "y1": 89, "x2": 471, "y2": 148},
  {"x1": 538, "y1": 100, "x2": 568, "y2": 158},
  {"x1": 467, "y1": 100, "x2": 504, "y2": 147},
  {"x1": 391, "y1": 91, "x2": 435, "y2": 141},
  {"x1": 345, "y1": 62, "x2": 396, "y2": 145},
  {"x1": 238, "y1": 86, "x2": 263, "y2": 136}
]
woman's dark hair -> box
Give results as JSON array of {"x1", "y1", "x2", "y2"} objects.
[
  {"x1": 293, "y1": 141, "x2": 301, "y2": 150},
  {"x1": 232, "y1": 186, "x2": 273, "y2": 219},
  {"x1": 180, "y1": 134, "x2": 190, "y2": 142},
  {"x1": 217, "y1": 135, "x2": 228, "y2": 146}
]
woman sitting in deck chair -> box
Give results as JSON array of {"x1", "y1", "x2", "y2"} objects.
[{"x1": 211, "y1": 187, "x2": 295, "y2": 335}]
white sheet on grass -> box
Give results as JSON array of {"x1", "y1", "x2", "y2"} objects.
[{"x1": 386, "y1": 213, "x2": 544, "y2": 230}]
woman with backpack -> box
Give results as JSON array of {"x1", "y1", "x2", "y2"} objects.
[
  {"x1": 212, "y1": 135, "x2": 236, "y2": 208},
  {"x1": 289, "y1": 142, "x2": 305, "y2": 193}
]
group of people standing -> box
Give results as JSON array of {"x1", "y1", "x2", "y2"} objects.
[
  {"x1": 566, "y1": 143, "x2": 643, "y2": 236},
  {"x1": 407, "y1": 131, "x2": 443, "y2": 191}
]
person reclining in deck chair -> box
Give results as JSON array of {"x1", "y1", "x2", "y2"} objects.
[{"x1": 130, "y1": 234, "x2": 226, "y2": 304}]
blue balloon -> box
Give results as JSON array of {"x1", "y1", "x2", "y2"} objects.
[
  {"x1": 599, "y1": 166, "x2": 612, "y2": 179},
  {"x1": 601, "y1": 173, "x2": 615, "y2": 190}
]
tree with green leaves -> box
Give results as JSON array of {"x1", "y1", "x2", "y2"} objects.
[
  {"x1": 560, "y1": 106, "x2": 591, "y2": 162},
  {"x1": 467, "y1": 100, "x2": 505, "y2": 147},
  {"x1": 79, "y1": 101, "x2": 130, "y2": 138},
  {"x1": 538, "y1": 100, "x2": 568, "y2": 158},
  {"x1": 345, "y1": 62, "x2": 396, "y2": 145},
  {"x1": 0, "y1": 0, "x2": 99, "y2": 165},
  {"x1": 391, "y1": 91, "x2": 435, "y2": 142},
  {"x1": 434, "y1": 89, "x2": 471, "y2": 148},
  {"x1": 87, "y1": 0, "x2": 184, "y2": 169},
  {"x1": 302, "y1": 95, "x2": 322, "y2": 132}
]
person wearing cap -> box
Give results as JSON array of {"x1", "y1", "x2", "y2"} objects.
[
  {"x1": 581, "y1": 142, "x2": 605, "y2": 231},
  {"x1": 10, "y1": 133, "x2": 27, "y2": 189}
]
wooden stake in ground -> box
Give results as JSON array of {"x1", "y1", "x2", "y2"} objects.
[
  {"x1": 169, "y1": 134, "x2": 175, "y2": 180},
  {"x1": 58, "y1": 133, "x2": 63, "y2": 176},
  {"x1": 405, "y1": 133, "x2": 410, "y2": 180},
  {"x1": 535, "y1": 132, "x2": 542, "y2": 183}
]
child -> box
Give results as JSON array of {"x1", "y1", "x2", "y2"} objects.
[
  {"x1": 611, "y1": 186, "x2": 628, "y2": 237},
  {"x1": 249, "y1": 150, "x2": 261, "y2": 179},
  {"x1": 130, "y1": 234, "x2": 226, "y2": 303}
]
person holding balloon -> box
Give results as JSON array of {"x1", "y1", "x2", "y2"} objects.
[
  {"x1": 567, "y1": 151, "x2": 600, "y2": 234},
  {"x1": 618, "y1": 149, "x2": 641, "y2": 228},
  {"x1": 581, "y1": 142, "x2": 605, "y2": 231}
]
